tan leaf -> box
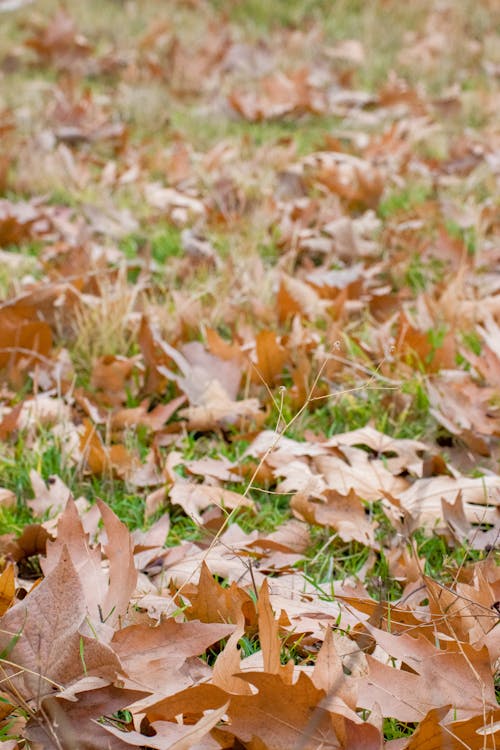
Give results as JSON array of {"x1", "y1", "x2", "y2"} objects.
[
  {"x1": 102, "y1": 701, "x2": 230, "y2": 749},
  {"x1": 213, "y1": 617, "x2": 253, "y2": 695},
  {"x1": 396, "y1": 475, "x2": 500, "y2": 531},
  {"x1": 399, "y1": 707, "x2": 500, "y2": 750},
  {"x1": 0, "y1": 546, "x2": 120, "y2": 701},
  {"x1": 312, "y1": 627, "x2": 359, "y2": 713},
  {"x1": 24, "y1": 685, "x2": 146, "y2": 750},
  {"x1": 357, "y1": 640, "x2": 497, "y2": 723},
  {"x1": 225, "y1": 671, "x2": 339, "y2": 750},
  {"x1": 97, "y1": 498, "x2": 137, "y2": 631},
  {"x1": 112, "y1": 619, "x2": 234, "y2": 692},
  {"x1": 0, "y1": 489, "x2": 16, "y2": 509},
  {"x1": 169, "y1": 482, "x2": 255, "y2": 524},
  {"x1": 28, "y1": 470, "x2": 72, "y2": 517},
  {"x1": 292, "y1": 489, "x2": 378, "y2": 547},
  {"x1": 42, "y1": 498, "x2": 109, "y2": 639}
]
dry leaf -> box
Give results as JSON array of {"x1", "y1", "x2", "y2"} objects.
[{"x1": 169, "y1": 482, "x2": 255, "y2": 524}]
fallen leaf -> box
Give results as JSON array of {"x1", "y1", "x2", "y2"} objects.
[
  {"x1": 169, "y1": 482, "x2": 255, "y2": 524},
  {"x1": 255, "y1": 329, "x2": 288, "y2": 386},
  {"x1": 224, "y1": 671, "x2": 339, "y2": 750},
  {"x1": 28, "y1": 470, "x2": 72, "y2": 516},
  {"x1": 0, "y1": 489, "x2": 16, "y2": 509},
  {"x1": 182, "y1": 561, "x2": 256, "y2": 627},
  {"x1": 112, "y1": 619, "x2": 234, "y2": 692},
  {"x1": 0, "y1": 546, "x2": 120, "y2": 701},
  {"x1": 292, "y1": 489, "x2": 379, "y2": 547},
  {"x1": 0, "y1": 563, "x2": 15, "y2": 615},
  {"x1": 103, "y1": 700, "x2": 229, "y2": 749}
]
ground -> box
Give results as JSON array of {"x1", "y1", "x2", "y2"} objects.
[{"x1": 0, "y1": 0, "x2": 499, "y2": 747}]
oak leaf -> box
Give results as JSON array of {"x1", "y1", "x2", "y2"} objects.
[{"x1": 0, "y1": 546, "x2": 120, "y2": 702}]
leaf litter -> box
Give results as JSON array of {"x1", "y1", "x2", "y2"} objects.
[{"x1": 0, "y1": 0, "x2": 499, "y2": 747}]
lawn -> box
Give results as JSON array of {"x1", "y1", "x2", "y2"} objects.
[{"x1": 0, "y1": 0, "x2": 499, "y2": 747}]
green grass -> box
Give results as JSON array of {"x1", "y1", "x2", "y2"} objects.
[
  {"x1": 210, "y1": 0, "x2": 332, "y2": 29},
  {"x1": 235, "y1": 489, "x2": 292, "y2": 533},
  {"x1": 169, "y1": 109, "x2": 343, "y2": 154},
  {"x1": 404, "y1": 254, "x2": 445, "y2": 294},
  {"x1": 378, "y1": 184, "x2": 433, "y2": 219},
  {"x1": 281, "y1": 380, "x2": 435, "y2": 443},
  {"x1": 301, "y1": 531, "x2": 372, "y2": 592},
  {"x1": 382, "y1": 719, "x2": 417, "y2": 741},
  {"x1": 151, "y1": 226, "x2": 183, "y2": 263}
]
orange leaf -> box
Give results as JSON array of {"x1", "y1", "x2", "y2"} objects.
[
  {"x1": 0, "y1": 563, "x2": 15, "y2": 616},
  {"x1": 255, "y1": 329, "x2": 288, "y2": 386}
]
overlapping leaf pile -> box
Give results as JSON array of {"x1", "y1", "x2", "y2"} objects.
[
  {"x1": 0, "y1": 493, "x2": 497, "y2": 749},
  {"x1": 0, "y1": 0, "x2": 499, "y2": 747}
]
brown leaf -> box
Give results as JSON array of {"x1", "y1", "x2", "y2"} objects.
[
  {"x1": 205, "y1": 327, "x2": 244, "y2": 363},
  {"x1": 357, "y1": 639, "x2": 497, "y2": 723},
  {"x1": 90, "y1": 355, "x2": 135, "y2": 406},
  {"x1": 395, "y1": 310, "x2": 456, "y2": 372},
  {"x1": 292, "y1": 489, "x2": 378, "y2": 548},
  {"x1": 179, "y1": 384, "x2": 263, "y2": 430},
  {"x1": 0, "y1": 304, "x2": 52, "y2": 370},
  {"x1": 112, "y1": 619, "x2": 234, "y2": 692},
  {"x1": 158, "y1": 340, "x2": 242, "y2": 403},
  {"x1": 399, "y1": 707, "x2": 500, "y2": 750},
  {"x1": 111, "y1": 397, "x2": 186, "y2": 432},
  {"x1": 144, "y1": 486, "x2": 167, "y2": 521},
  {"x1": 442, "y1": 493, "x2": 500, "y2": 550},
  {"x1": 312, "y1": 628, "x2": 357, "y2": 711},
  {"x1": 145, "y1": 683, "x2": 228, "y2": 723},
  {"x1": 225, "y1": 671, "x2": 339, "y2": 750},
  {"x1": 43, "y1": 499, "x2": 137, "y2": 639},
  {"x1": 255, "y1": 330, "x2": 288, "y2": 386},
  {"x1": 0, "y1": 546, "x2": 120, "y2": 701},
  {"x1": 24, "y1": 684, "x2": 146, "y2": 750},
  {"x1": 396, "y1": 475, "x2": 500, "y2": 531},
  {"x1": 257, "y1": 578, "x2": 283, "y2": 676},
  {"x1": 103, "y1": 700, "x2": 229, "y2": 749},
  {"x1": 183, "y1": 561, "x2": 256, "y2": 627},
  {"x1": 97, "y1": 499, "x2": 138, "y2": 631},
  {"x1": 25, "y1": 9, "x2": 91, "y2": 66},
  {"x1": 213, "y1": 617, "x2": 253, "y2": 695},
  {"x1": 314, "y1": 450, "x2": 408, "y2": 501},
  {"x1": 13, "y1": 523, "x2": 52, "y2": 561},
  {"x1": 169, "y1": 482, "x2": 255, "y2": 524},
  {"x1": 42, "y1": 498, "x2": 109, "y2": 638},
  {"x1": 28, "y1": 470, "x2": 72, "y2": 517},
  {"x1": 79, "y1": 419, "x2": 109, "y2": 475}
]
